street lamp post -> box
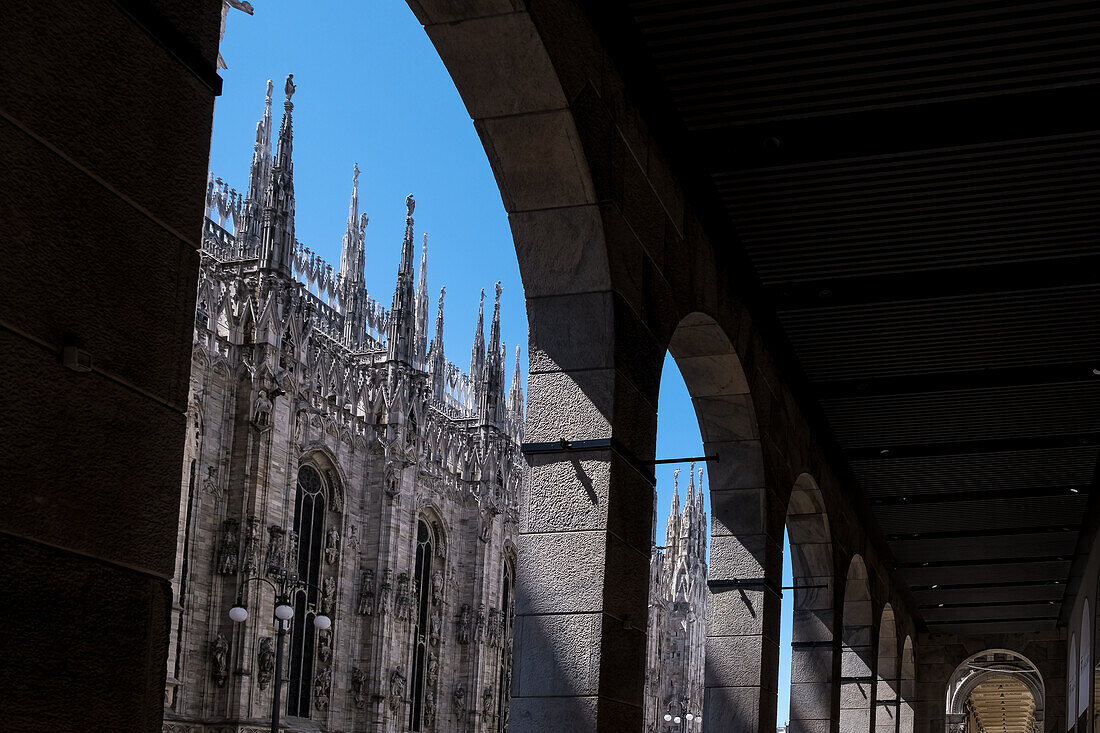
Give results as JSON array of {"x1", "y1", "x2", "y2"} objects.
[
  {"x1": 229, "y1": 573, "x2": 332, "y2": 733},
  {"x1": 663, "y1": 697, "x2": 701, "y2": 733}
]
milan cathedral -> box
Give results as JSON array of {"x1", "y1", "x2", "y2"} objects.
[
  {"x1": 645, "y1": 466, "x2": 709, "y2": 733},
  {"x1": 162, "y1": 76, "x2": 524, "y2": 733}
]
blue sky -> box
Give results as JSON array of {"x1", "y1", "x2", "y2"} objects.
[{"x1": 214, "y1": 2, "x2": 791, "y2": 725}]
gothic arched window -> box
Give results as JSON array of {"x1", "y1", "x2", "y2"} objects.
[
  {"x1": 410, "y1": 520, "x2": 434, "y2": 730},
  {"x1": 287, "y1": 464, "x2": 326, "y2": 718},
  {"x1": 497, "y1": 558, "x2": 515, "y2": 730}
]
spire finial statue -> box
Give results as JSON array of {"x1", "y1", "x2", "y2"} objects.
[
  {"x1": 285, "y1": 73, "x2": 296, "y2": 101},
  {"x1": 353, "y1": 162, "x2": 360, "y2": 183},
  {"x1": 266, "y1": 78, "x2": 274, "y2": 105},
  {"x1": 406, "y1": 193, "x2": 415, "y2": 217}
]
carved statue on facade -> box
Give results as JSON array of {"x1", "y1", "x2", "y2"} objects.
[
  {"x1": 347, "y1": 523, "x2": 360, "y2": 553},
  {"x1": 350, "y1": 667, "x2": 367, "y2": 709},
  {"x1": 453, "y1": 685, "x2": 466, "y2": 721},
  {"x1": 313, "y1": 665, "x2": 331, "y2": 710},
  {"x1": 389, "y1": 668, "x2": 406, "y2": 714},
  {"x1": 394, "y1": 572, "x2": 411, "y2": 621},
  {"x1": 482, "y1": 686, "x2": 494, "y2": 717},
  {"x1": 265, "y1": 525, "x2": 285, "y2": 575},
  {"x1": 284, "y1": 529, "x2": 299, "y2": 570},
  {"x1": 320, "y1": 576, "x2": 337, "y2": 616},
  {"x1": 457, "y1": 603, "x2": 471, "y2": 644},
  {"x1": 202, "y1": 465, "x2": 222, "y2": 497},
  {"x1": 325, "y1": 526, "x2": 340, "y2": 565},
  {"x1": 257, "y1": 637, "x2": 275, "y2": 690},
  {"x1": 384, "y1": 464, "x2": 400, "y2": 498},
  {"x1": 253, "y1": 388, "x2": 272, "y2": 427},
  {"x1": 377, "y1": 569, "x2": 392, "y2": 615},
  {"x1": 242, "y1": 515, "x2": 261, "y2": 574},
  {"x1": 486, "y1": 608, "x2": 500, "y2": 647},
  {"x1": 429, "y1": 607, "x2": 441, "y2": 647},
  {"x1": 356, "y1": 569, "x2": 375, "y2": 616},
  {"x1": 474, "y1": 604, "x2": 485, "y2": 643},
  {"x1": 210, "y1": 634, "x2": 229, "y2": 687},
  {"x1": 431, "y1": 569, "x2": 444, "y2": 605},
  {"x1": 424, "y1": 691, "x2": 436, "y2": 727},
  {"x1": 478, "y1": 510, "x2": 492, "y2": 543},
  {"x1": 317, "y1": 628, "x2": 332, "y2": 664},
  {"x1": 424, "y1": 651, "x2": 438, "y2": 689},
  {"x1": 216, "y1": 518, "x2": 239, "y2": 575}
]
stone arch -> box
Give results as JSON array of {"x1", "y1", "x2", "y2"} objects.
[
  {"x1": 784, "y1": 473, "x2": 836, "y2": 731},
  {"x1": 416, "y1": 503, "x2": 449, "y2": 558},
  {"x1": 665, "y1": 312, "x2": 772, "y2": 731},
  {"x1": 840, "y1": 555, "x2": 874, "y2": 733},
  {"x1": 900, "y1": 636, "x2": 915, "y2": 733},
  {"x1": 298, "y1": 444, "x2": 347, "y2": 516},
  {"x1": 945, "y1": 649, "x2": 1045, "y2": 733},
  {"x1": 875, "y1": 604, "x2": 899, "y2": 733}
]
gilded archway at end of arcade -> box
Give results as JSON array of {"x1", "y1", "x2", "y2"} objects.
[{"x1": 945, "y1": 649, "x2": 1046, "y2": 733}]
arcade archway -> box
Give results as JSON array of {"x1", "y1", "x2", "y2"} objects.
[{"x1": 945, "y1": 650, "x2": 1045, "y2": 733}]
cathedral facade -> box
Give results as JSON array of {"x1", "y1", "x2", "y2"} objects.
[
  {"x1": 162, "y1": 76, "x2": 524, "y2": 733},
  {"x1": 645, "y1": 467, "x2": 709, "y2": 733}
]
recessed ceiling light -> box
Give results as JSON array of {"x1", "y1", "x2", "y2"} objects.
[
  {"x1": 932, "y1": 584, "x2": 938, "y2": 588},
  {"x1": 938, "y1": 603, "x2": 944, "y2": 607},
  {"x1": 1091, "y1": 368, "x2": 1100, "y2": 376},
  {"x1": 880, "y1": 448, "x2": 890, "y2": 455},
  {"x1": 1070, "y1": 488, "x2": 1079, "y2": 493}
]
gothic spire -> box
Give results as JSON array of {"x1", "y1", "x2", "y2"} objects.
[
  {"x1": 340, "y1": 165, "x2": 368, "y2": 347},
  {"x1": 387, "y1": 194, "x2": 418, "y2": 364},
  {"x1": 274, "y1": 74, "x2": 294, "y2": 170},
  {"x1": 481, "y1": 282, "x2": 506, "y2": 424},
  {"x1": 685, "y1": 461, "x2": 698, "y2": 545},
  {"x1": 507, "y1": 345, "x2": 524, "y2": 420},
  {"x1": 259, "y1": 74, "x2": 296, "y2": 274},
  {"x1": 665, "y1": 469, "x2": 681, "y2": 548},
  {"x1": 414, "y1": 233, "x2": 430, "y2": 366},
  {"x1": 237, "y1": 79, "x2": 274, "y2": 252},
  {"x1": 339, "y1": 163, "x2": 364, "y2": 286},
  {"x1": 430, "y1": 286, "x2": 447, "y2": 399},
  {"x1": 470, "y1": 287, "x2": 486, "y2": 385},
  {"x1": 686, "y1": 461, "x2": 696, "y2": 509}
]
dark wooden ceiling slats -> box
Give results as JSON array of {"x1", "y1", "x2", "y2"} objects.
[{"x1": 621, "y1": 0, "x2": 1100, "y2": 630}]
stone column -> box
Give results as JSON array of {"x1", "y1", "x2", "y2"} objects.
[
  {"x1": 511, "y1": 291, "x2": 659, "y2": 732},
  {"x1": 839, "y1": 563, "x2": 875, "y2": 733},
  {"x1": 703, "y1": 441, "x2": 782, "y2": 732}
]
